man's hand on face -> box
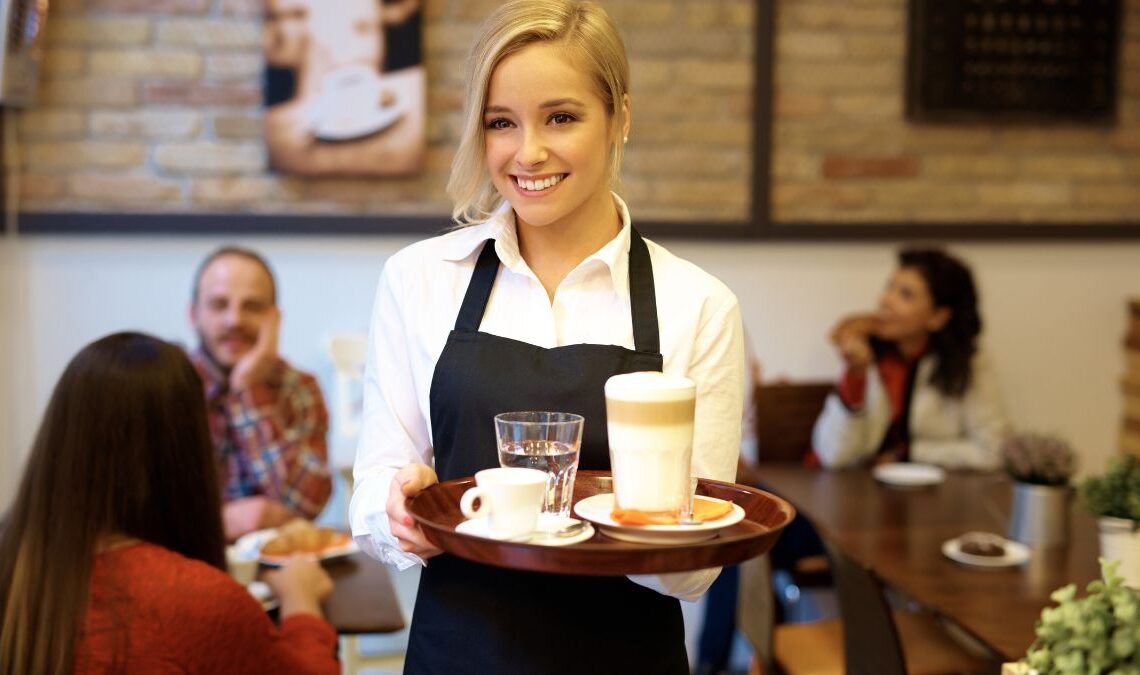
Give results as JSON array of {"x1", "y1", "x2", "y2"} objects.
[
  {"x1": 229, "y1": 307, "x2": 281, "y2": 393},
  {"x1": 223, "y1": 495, "x2": 296, "y2": 542}
]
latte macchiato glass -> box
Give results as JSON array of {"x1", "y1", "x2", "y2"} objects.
[{"x1": 604, "y1": 372, "x2": 696, "y2": 515}]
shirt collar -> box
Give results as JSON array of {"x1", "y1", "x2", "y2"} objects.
[{"x1": 437, "y1": 194, "x2": 634, "y2": 293}]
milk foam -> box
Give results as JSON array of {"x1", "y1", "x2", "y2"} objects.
[{"x1": 604, "y1": 372, "x2": 695, "y2": 402}]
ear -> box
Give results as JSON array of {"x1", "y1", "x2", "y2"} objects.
[
  {"x1": 188, "y1": 302, "x2": 199, "y2": 329},
  {"x1": 926, "y1": 306, "x2": 951, "y2": 333},
  {"x1": 619, "y1": 93, "x2": 631, "y2": 143}
]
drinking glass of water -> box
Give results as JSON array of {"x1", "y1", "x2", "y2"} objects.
[{"x1": 495, "y1": 411, "x2": 584, "y2": 518}]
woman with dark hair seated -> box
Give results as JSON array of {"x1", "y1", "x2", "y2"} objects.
[
  {"x1": 813, "y1": 247, "x2": 1009, "y2": 469},
  {"x1": 0, "y1": 332, "x2": 339, "y2": 674},
  {"x1": 698, "y1": 249, "x2": 1010, "y2": 674}
]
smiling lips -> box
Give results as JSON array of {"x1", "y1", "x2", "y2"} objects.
[{"x1": 513, "y1": 173, "x2": 566, "y2": 193}]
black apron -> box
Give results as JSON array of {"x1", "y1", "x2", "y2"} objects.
[{"x1": 404, "y1": 229, "x2": 689, "y2": 675}]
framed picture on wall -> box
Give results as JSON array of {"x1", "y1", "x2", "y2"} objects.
[{"x1": 262, "y1": 0, "x2": 427, "y2": 177}]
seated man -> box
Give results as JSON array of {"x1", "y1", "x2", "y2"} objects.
[{"x1": 188, "y1": 246, "x2": 332, "y2": 541}]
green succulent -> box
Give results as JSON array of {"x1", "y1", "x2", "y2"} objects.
[
  {"x1": 1024, "y1": 559, "x2": 1140, "y2": 675},
  {"x1": 1080, "y1": 456, "x2": 1140, "y2": 522}
]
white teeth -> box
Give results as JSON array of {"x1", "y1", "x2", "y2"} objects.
[{"x1": 517, "y1": 175, "x2": 562, "y2": 191}]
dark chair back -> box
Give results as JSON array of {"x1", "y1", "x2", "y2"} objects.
[
  {"x1": 821, "y1": 537, "x2": 908, "y2": 675},
  {"x1": 754, "y1": 382, "x2": 832, "y2": 463}
]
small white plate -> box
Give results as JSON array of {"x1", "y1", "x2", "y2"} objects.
[
  {"x1": 454, "y1": 513, "x2": 595, "y2": 546},
  {"x1": 235, "y1": 527, "x2": 359, "y2": 567},
  {"x1": 247, "y1": 580, "x2": 279, "y2": 611},
  {"x1": 942, "y1": 534, "x2": 1030, "y2": 568},
  {"x1": 573, "y1": 493, "x2": 745, "y2": 545},
  {"x1": 872, "y1": 462, "x2": 946, "y2": 488}
]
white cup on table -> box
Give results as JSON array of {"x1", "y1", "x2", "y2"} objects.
[
  {"x1": 226, "y1": 545, "x2": 259, "y2": 587},
  {"x1": 460, "y1": 467, "x2": 548, "y2": 539}
]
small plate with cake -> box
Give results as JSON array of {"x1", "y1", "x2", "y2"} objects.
[{"x1": 942, "y1": 531, "x2": 1030, "y2": 568}]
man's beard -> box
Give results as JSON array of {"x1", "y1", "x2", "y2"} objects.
[{"x1": 196, "y1": 328, "x2": 254, "y2": 375}]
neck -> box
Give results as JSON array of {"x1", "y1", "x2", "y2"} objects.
[
  {"x1": 197, "y1": 344, "x2": 232, "y2": 377},
  {"x1": 96, "y1": 533, "x2": 140, "y2": 553},
  {"x1": 516, "y1": 192, "x2": 622, "y2": 301},
  {"x1": 895, "y1": 334, "x2": 929, "y2": 360}
]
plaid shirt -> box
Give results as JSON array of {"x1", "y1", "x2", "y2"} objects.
[{"x1": 190, "y1": 350, "x2": 332, "y2": 519}]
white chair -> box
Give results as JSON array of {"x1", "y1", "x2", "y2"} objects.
[
  {"x1": 325, "y1": 333, "x2": 410, "y2": 674},
  {"x1": 328, "y1": 333, "x2": 368, "y2": 472}
]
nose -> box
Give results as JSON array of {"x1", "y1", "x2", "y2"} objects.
[
  {"x1": 877, "y1": 288, "x2": 894, "y2": 312},
  {"x1": 222, "y1": 304, "x2": 244, "y2": 326},
  {"x1": 515, "y1": 128, "x2": 548, "y2": 168}
]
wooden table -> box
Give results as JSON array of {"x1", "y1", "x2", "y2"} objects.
[
  {"x1": 283, "y1": 552, "x2": 406, "y2": 635},
  {"x1": 755, "y1": 464, "x2": 1100, "y2": 660}
]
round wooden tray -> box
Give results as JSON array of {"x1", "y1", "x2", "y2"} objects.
[{"x1": 409, "y1": 470, "x2": 796, "y2": 575}]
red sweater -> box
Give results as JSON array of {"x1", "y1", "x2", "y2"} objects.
[{"x1": 76, "y1": 542, "x2": 339, "y2": 674}]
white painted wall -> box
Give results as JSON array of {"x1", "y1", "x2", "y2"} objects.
[{"x1": 1, "y1": 234, "x2": 1137, "y2": 509}]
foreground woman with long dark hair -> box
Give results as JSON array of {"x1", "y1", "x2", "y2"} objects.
[{"x1": 0, "y1": 332, "x2": 339, "y2": 674}]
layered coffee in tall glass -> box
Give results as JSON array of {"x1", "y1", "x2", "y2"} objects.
[{"x1": 604, "y1": 372, "x2": 696, "y2": 516}]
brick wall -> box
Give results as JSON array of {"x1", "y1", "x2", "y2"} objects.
[
  {"x1": 772, "y1": 0, "x2": 1140, "y2": 225},
  {"x1": 13, "y1": 0, "x2": 753, "y2": 222},
  {"x1": 9, "y1": 0, "x2": 1140, "y2": 227}
]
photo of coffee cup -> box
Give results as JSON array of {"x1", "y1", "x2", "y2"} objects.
[
  {"x1": 459, "y1": 467, "x2": 548, "y2": 540},
  {"x1": 604, "y1": 372, "x2": 696, "y2": 516}
]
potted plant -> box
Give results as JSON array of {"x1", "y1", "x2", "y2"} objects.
[
  {"x1": 1003, "y1": 432, "x2": 1077, "y2": 546},
  {"x1": 1001, "y1": 558, "x2": 1139, "y2": 675},
  {"x1": 1080, "y1": 455, "x2": 1140, "y2": 589}
]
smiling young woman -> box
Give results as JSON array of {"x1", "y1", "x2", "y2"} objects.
[{"x1": 347, "y1": 2, "x2": 746, "y2": 674}]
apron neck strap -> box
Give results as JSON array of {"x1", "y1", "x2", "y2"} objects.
[
  {"x1": 454, "y1": 231, "x2": 661, "y2": 355},
  {"x1": 628, "y1": 228, "x2": 660, "y2": 354},
  {"x1": 454, "y1": 239, "x2": 500, "y2": 332}
]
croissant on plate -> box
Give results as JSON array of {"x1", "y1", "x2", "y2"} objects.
[{"x1": 260, "y1": 518, "x2": 347, "y2": 556}]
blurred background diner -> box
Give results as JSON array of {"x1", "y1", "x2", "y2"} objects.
[{"x1": 1, "y1": 0, "x2": 1138, "y2": 673}]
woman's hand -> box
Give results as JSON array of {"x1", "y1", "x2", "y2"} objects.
[
  {"x1": 837, "y1": 332, "x2": 874, "y2": 372},
  {"x1": 387, "y1": 463, "x2": 442, "y2": 559},
  {"x1": 264, "y1": 554, "x2": 334, "y2": 620}
]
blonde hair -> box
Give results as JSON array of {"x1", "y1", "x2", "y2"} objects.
[{"x1": 447, "y1": 0, "x2": 630, "y2": 227}]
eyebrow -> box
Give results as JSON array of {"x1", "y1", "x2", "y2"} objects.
[{"x1": 483, "y1": 98, "x2": 589, "y2": 115}]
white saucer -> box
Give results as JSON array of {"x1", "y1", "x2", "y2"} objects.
[
  {"x1": 313, "y1": 104, "x2": 403, "y2": 142},
  {"x1": 573, "y1": 493, "x2": 745, "y2": 545},
  {"x1": 872, "y1": 462, "x2": 946, "y2": 488},
  {"x1": 942, "y1": 533, "x2": 1030, "y2": 568},
  {"x1": 454, "y1": 513, "x2": 595, "y2": 546},
  {"x1": 247, "y1": 580, "x2": 279, "y2": 611}
]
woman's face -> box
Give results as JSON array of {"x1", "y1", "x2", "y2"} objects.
[
  {"x1": 876, "y1": 266, "x2": 950, "y2": 342},
  {"x1": 482, "y1": 41, "x2": 624, "y2": 232}
]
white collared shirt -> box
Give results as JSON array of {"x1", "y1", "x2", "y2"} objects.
[{"x1": 349, "y1": 196, "x2": 744, "y2": 600}]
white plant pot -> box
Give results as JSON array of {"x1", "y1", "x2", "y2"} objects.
[{"x1": 1097, "y1": 516, "x2": 1140, "y2": 589}]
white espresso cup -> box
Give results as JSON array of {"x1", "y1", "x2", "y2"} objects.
[
  {"x1": 605, "y1": 372, "x2": 696, "y2": 514},
  {"x1": 460, "y1": 467, "x2": 548, "y2": 539}
]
